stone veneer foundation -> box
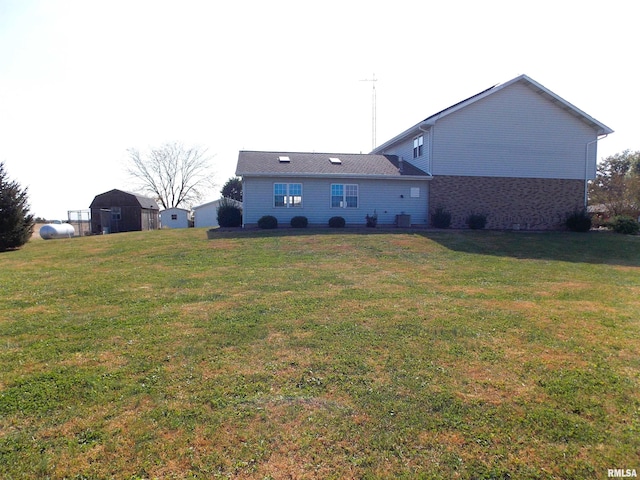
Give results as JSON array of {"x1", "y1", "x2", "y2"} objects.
[{"x1": 429, "y1": 176, "x2": 585, "y2": 230}]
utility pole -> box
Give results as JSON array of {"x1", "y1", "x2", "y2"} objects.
[{"x1": 360, "y1": 74, "x2": 377, "y2": 150}]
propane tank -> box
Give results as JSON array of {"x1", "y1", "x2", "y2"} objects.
[{"x1": 40, "y1": 222, "x2": 75, "y2": 239}]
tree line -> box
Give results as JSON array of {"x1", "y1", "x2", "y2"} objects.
[{"x1": 588, "y1": 150, "x2": 640, "y2": 218}]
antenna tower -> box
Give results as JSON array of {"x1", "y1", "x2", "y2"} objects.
[{"x1": 360, "y1": 73, "x2": 377, "y2": 150}]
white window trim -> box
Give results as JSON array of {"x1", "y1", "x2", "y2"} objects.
[
  {"x1": 273, "y1": 183, "x2": 303, "y2": 208},
  {"x1": 330, "y1": 183, "x2": 359, "y2": 209},
  {"x1": 413, "y1": 134, "x2": 424, "y2": 158}
]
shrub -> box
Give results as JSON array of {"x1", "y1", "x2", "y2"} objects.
[
  {"x1": 466, "y1": 213, "x2": 487, "y2": 230},
  {"x1": 365, "y1": 211, "x2": 378, "y2": 228},
  {"x1": 216, "y1": 198, "x2": 242, "y2": 227},
  {"x1": 328, "y1": 216, "x2": 345, "y2": 228},
  {"x1": 609, "y1": 215, "x2": 639, "y2": 235},
  {"x1": 565, "y1": 209, "x2": 592, "y2": 232},
  {"x1": 290, "y1": 216, "x2": 308, "y2": 228},
  {"x1": 591, "y1": 214, "x2": 608, "y2": 229},
  {"x1": 257, "y1": 215, "x2": 278, "y2": 229},
  {"x1": 431, "y1": 207, "x2": 451, "y2": 229}
]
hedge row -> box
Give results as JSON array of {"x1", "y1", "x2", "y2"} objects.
[{"x1": 255, "y1": 216, "x2": 346, "y2": 229}]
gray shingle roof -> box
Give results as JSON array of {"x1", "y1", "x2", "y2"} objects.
[
  {"x1": 90, "y1": 189, "x2": 160, "y2": 210},
  {"x1": 236, "y1": 151, "x2": 430, "y2": 178},
  {"x1": 130, "y1": 192, "x2": 160, "y2": 210}
]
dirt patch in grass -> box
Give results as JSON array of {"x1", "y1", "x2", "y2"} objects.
[
  {"x1": 455, "y1": 363, "x2": 533, "y2": 405},
  {"x1": 59, "y1": 349, "x2": 129, "y2": 370},
  {"x1": 243, "y1": 396, "x2": 359, "y2": 479}
]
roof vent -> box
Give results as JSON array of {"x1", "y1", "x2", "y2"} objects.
[
  {"x1": 329, "y1": 157, "x2": 342, "y2": 164},
  {"x1": 278, "y1": 156, "x2": 290, "y2": 163}
]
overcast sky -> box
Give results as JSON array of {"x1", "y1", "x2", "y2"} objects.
[{"x1": 1, "y1": 0, "x2": 637, "y2": 220}]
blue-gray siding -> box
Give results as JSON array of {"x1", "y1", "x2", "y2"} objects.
[
  {"x1": 380, "y1": 82, "x2": 599, "y2": 180},
  {"x1": 242, "y1": 176, "x2": 430, "y2": 227},
  {"x1": 383, "y1": 133, "x2": 431, "y2": 174},
  {"x1": 432, "y1": 82, "x2": 598, "y2": 179}
]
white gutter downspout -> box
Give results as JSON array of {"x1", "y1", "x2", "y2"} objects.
[
  {"x1": 584, "y1": 135, "x2": 608, "y2": 207},
  {"x1": 418, "y1": 123, "x2": 431, "y2": 174}
]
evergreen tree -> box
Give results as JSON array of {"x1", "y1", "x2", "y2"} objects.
[
  {"x1": 220, "y1": 177, "x2": 243, "y2": 202},
  {"x1": 0, "y1": 162, "x2": 35, "y2": 251}
]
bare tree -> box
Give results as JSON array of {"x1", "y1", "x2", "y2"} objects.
[{"x1": 126, "y1": 142, "x2": 215, "y2": 209}]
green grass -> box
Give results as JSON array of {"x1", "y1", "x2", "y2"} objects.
[{"x1": 1, "y1": 228, "x2": 639, "y2": 479}]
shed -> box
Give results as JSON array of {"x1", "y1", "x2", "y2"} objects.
[
  {"x1": 160, "y1": 207, "x2": 191, "y2": 229},
  {"x1": 90, "y1": 189, "x2": 160, "y2": 234}
]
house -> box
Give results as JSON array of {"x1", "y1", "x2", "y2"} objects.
[
  {"x1": 236, "y1": 75, "x2": 613, "y2": 230},
  {"x1": 372, "y1": 74, "x2": 614, "y2": 229},
  {"x1": 236, "y1": 152, "x2": 432, "y2": 227},
  {"x1": 160, "y1": 207, "x2": 191, "y2": 229},
  {"x1": 89, "y1": 189, "x2": 160, "y2": 234}
]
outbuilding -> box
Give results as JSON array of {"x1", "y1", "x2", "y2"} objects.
[
  {"x1": 193, "y1": 198, "x2": 241, "y2": 228},
  {"x1": 160, "y1": 207, "x2": 191, "y2": 229},
  {"x1": 90, "y1": 189, "x2": 160, "y2": 234}
]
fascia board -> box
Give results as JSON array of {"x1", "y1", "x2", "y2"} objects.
[
  {"x1": 238, "y1": 173, "x2": 433, "y2": 181},
  {"x1": 371, "y1": 122, "x2": 432, "y2": 154}
]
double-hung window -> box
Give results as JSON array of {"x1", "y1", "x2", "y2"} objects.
[
  {"x1": 413, "y1": 135, "x2": 424, "y2": 158},
  {"x1": 274, "y1": 183, "x2": 302, "y2": 207},
  {"x1": 331, "y1": 184, "x2": 358, "y2": 208}
]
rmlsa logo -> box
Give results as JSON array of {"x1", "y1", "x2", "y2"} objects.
[{"x1": 608, "y1": 469, "x2": 638, "y2": 478}]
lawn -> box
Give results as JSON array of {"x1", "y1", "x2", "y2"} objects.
[{"x1": 1, "y1": 228, "x2": 639, "y2": 479}]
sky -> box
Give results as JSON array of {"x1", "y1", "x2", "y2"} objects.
[{"x1": 1, "y1": 0, "x2": 638, "y2": 220}]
